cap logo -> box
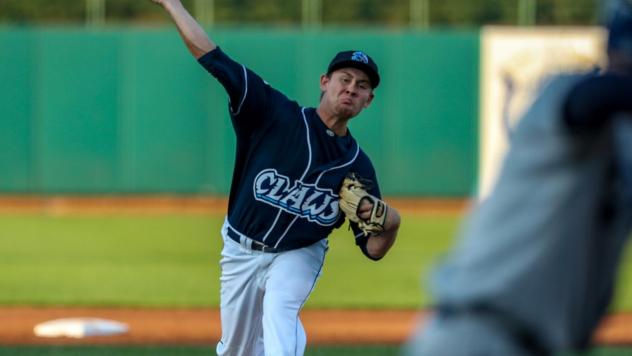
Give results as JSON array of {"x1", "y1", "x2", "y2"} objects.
[{"x1": 351, "y1": 51, "x2": 369, "y2": 64}]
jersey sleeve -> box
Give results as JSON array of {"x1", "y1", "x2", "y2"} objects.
[
  {"x1": 346, "y1": 152, "x2": 385, "y2": 261},
  {"x1": 197, "y1": 47, "x2": 274, "y2": 133}
]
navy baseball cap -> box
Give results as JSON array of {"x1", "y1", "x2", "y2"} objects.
[
  {"x1": 606, "y1": 0, "x2": 632, "y2": 55},
  {"x1": 327, "y1": 50, "x2": 380, "y2": 88}
]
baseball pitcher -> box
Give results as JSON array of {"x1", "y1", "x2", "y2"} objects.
[{"x1": 150, "y1": 1, "x2": 402, "y2": 355}]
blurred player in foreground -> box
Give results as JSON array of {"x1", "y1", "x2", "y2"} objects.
[
  {"x1": 406, "y1": 1, "x2": 632, "y2": 355},
  {"x1": 150, "y1": 0, "x2": 401, "y2": 355}
]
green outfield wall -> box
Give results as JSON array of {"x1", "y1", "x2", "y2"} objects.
[{"x1": 0, "y1": 27, "x2": 479, "y2": 196}]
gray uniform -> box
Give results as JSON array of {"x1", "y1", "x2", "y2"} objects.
[{"x1": 408, "y1": 73, "x2": 632, "y2": 355}]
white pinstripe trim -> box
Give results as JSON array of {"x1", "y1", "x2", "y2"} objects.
[
  {"x1": 273, "y1": 215, "x2": 299, "y2": 249},
  {"x1": 314, "y1": 143, "x2": 360, "y2": 186},
  {"x1": 294, "y1": 240, "x2": 327, "y2": 354},
  {"x1": 299, "y1": 107, "x2": 313, "y2": 180},
  {"x1": 275, "y1": 111, "x2": 363, "y2": 248},
  {"x1": 262, "y1": 107, "x2": 313, "y2": 244},
  {"x1": 262, "y1": 210, "x2": 282, "y2": 243},
  {"x1": 231, "y1": 65, "x2": 248, "y2": 116}
]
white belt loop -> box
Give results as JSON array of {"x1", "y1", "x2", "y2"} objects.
[
  {"x1": 239, "y1": 235, "x2": 252, "y2": 250},
  {"x1": 224, "y1": 218, "x2": 281, "y2": 253}
]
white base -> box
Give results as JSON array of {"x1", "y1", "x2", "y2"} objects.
[{"x1": 34, "y1": 317, "x2": 129, "y2": 338}]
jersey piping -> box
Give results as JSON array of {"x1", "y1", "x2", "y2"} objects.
[
  {"x1": 270, "y1": 108, "x2": 359, "y2": 248},
  {"x1": 230, "y1": 65, "x2": 248, "y2": 116},
  {"x1": 314, "y1": 144, "x2": 359, "y2": 186},
  {"x1": 262, "y1": 107, "x2": 314, "y2": 243}
]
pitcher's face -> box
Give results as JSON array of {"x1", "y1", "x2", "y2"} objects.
[{"x1": 320, "y1": 68, "x2": 374, "y2": 119}]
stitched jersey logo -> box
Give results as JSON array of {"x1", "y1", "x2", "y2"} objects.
[
  {"x1": 253, "y1": 169, "x2": 340, "y2": 226},
  {"x1": 351, "y1": 51, "x2": 369, "y2": 64}
]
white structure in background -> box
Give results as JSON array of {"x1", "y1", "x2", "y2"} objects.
[
  {"x1": 34, "y1": 318, "x2": 129, "y2": 338},
  {"x1": 478, "y1": 27, "x2": 605, "y2": 199}
]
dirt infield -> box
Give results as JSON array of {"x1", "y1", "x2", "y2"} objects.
[{"x1": 2, "y1": 307, "x2": 632, "y2": 346}]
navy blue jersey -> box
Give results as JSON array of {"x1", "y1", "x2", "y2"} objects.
[{"x1": 198, "y1": 48, "x2": 380, "y2": 251}]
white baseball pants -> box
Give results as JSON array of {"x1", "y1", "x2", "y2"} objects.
[{"x1": 216, "y1": 221, "x2": 328, "y2": 356}]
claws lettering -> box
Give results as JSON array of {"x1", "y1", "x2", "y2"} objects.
[{"x1": 253, "y1": 169, "x2": 340, "y2": 226}]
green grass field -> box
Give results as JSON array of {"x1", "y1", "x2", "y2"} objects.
[
  {"x1": 0, "y1": 213, "x2": 455, "y2": 308},
  {"x1": 1, "y1": 212, "x2": 632, "y2": 355},
  {"x1": 1, "y1": 213, "x2": 631, "y2": 310}
]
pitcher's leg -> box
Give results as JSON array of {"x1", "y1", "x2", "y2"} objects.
[
  {"x1": 262, "y1": 241, "x2": 327, "y2": 356},
  {"x1": 216, "y1": 235, "x2": 267, "y2": 356}
]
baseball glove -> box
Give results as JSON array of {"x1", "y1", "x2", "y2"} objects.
[{"x1": 339, "y1": 173, "x2": 388, "y2": 236}]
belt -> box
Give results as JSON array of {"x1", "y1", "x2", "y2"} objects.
[{"x1": 226, "y1": 225, "x2": 282, "y2": 253}]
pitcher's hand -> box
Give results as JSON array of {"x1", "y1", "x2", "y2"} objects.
[{"x1": 150, "y1": 0, "x2": 181, "y2": 7}]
